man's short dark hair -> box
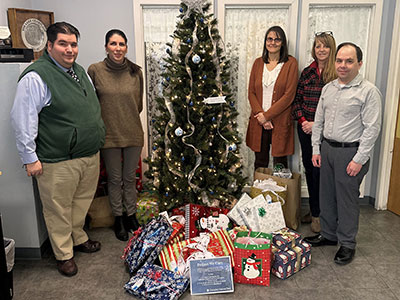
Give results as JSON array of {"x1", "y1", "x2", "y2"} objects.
[
  {"x1": 336, "y1": 42, "x2": 363, "y2": 62},
  {"x1": 47, "y1": 22, "x2": 80, "y2": 44}
]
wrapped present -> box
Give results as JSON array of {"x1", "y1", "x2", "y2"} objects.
[
  {"x1": 182, "y1": 204, "x2": 230, "y2": 239},
  {"x1": 124, "y1": 263, "x2": 189, "y2": 300},
  {"x1": 272, "y1": 227, "x2": 302, "y2": 251},
  {"x1": 271, "y1": 239, "x2": 311, "y2": 279},
  {"x1": 270, "y1": 247, "x2": 296, "y2": 279},
  {"x1": 159, "y1": 212, "x2": 186, "y2": 245},
  {"x1": 233, "y1": 231, "x2": 272, "y2": 286},
  {"x1": 159, "y1": 228, "x2": 234, "y2": 276},
  {"x1": 124, "y1": 216, "x2": 173, "y2": 275},
  {"x1": 136, "y1": 191, "x2": 159, "y2": 225}
]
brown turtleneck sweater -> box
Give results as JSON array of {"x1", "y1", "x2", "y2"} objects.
[{"x1": 88, "y1": 57, "x2": 144, "y2": 148}]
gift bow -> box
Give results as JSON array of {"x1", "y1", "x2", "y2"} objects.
[
  {"x1": 144, "y1": 269, "x2": 180, "y2": 296},
  {"x1": 258, "y1": 207, "x2": 266, "y2": 217}
]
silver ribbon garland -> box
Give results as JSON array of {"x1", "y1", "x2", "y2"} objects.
[
  {"x1": 181, "y1": 21, "x2": 202, "y2": 192},
  {"x1": 164, "y1": 95, "x2": 184, "y2": 178},
  {"x1": 207, "y1": 22, "x2": 232, "y2": 162}
]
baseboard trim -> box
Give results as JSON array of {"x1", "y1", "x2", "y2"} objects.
[{"x1": 15, "y1": 238, "x2": 51, "y2": 260}]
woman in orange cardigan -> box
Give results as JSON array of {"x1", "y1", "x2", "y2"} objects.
[{"x1": 246, "y1": 26, "x2": 298, "y2": 169}]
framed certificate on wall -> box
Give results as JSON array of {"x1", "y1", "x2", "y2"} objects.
[{"x1": 7, "y1": 8, "x2": 54, "y2": 60}]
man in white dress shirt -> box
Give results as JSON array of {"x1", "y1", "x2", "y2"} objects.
[{"x1": 304, "y1": 42, "x2": 382, "y2": 265}]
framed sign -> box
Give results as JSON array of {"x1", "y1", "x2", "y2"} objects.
[
  {"x1": 7, "y1": 8, "x2": 54, "y2": 60},
  {"x1": 189, "y1": 256, "x2": 234, "y2": 295}
]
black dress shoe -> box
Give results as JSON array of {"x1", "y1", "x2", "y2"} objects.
[
  {"x1": 126, "y1": 213, "x2": 140, "y2": 232},
  {"x1": 304, "y1": 234, "x2": 337, "y2": 247},
  {"x1": 114, "y1": 216, "x2": 129, "y2": 241},
  {"x1": 334, "y1": 246, "x2": 355, "y2": 265}
]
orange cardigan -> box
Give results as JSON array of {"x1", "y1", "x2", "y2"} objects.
[{"x1": 246, "y1": 56, "x2": 298, "y2": 156}]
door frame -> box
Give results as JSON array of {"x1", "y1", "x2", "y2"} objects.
[{"x1": 376, "y1": 0, "x2": 400, "y2": 209}]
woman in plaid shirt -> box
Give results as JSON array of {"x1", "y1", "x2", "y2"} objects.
[{"x1": 292, "y1": 32, "x2": 337, "y2": 233}]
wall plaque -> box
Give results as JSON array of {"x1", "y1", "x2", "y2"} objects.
[{"x1": 7, "y1": 8, "x2": 54, "y2": 60}]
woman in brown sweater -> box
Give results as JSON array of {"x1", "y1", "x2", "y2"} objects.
[
  {"x1": 88, "y1": 29, "x2": 144, "y2": 241},
  {"x1": 246, "y1": 26, "x2": 298, "y2": 169}
]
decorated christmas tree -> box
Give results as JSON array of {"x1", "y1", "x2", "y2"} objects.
[{"x1": 145, "y1": 0, "x2": 245, "y2": 211}]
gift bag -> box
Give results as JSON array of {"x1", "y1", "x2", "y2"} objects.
[
  {"x1": 124, "y1": 263, "x2": 189, "y2": 300},
  {"x1": 233, "y1": 231, "x2": 272, "y2": 286},
  {"x1": 124, "y1": 216, "x2": 173, "y2": 275},
  {"x1": 227, "y1": 193, "x2": 253, "y2": 225},
  {"x1": 252, "y1": 201, "x2": 286, "y2": 233},
  {"x1": 255, "y1": 168, "x2": 301, "y2": 230},
  {"x1": 250, "y1": 178, "x2": 287, "y2": 205},
  {"x1": 87, "y1": 196, "x2": 114, "y2": 228}
]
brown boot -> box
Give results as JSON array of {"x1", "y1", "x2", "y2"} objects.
[
  {"x1": 57, "y1": 258, "x2": 78, "y2": 277},
  {"x1": 301, "y1": 212, "x2": 312, "y2": 224},
  {"x1": 311, "y1": 217, "x2": 321, "y2": 233}
]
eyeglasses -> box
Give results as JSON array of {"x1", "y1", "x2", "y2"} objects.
[
  {"x1": 315, "y1": 31, "x2": 333, "y2": 37},
  {"x1": 266, "y1": 37, "x2": 282, "y2": 43}
]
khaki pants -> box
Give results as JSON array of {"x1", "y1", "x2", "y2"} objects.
[{"x1": 36, "y1": 152, "x2": 100, "y2": 260}]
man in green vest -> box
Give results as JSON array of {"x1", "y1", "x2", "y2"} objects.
[{"x1": 10, "y1": 22, "x2": 106, "y2": 277}]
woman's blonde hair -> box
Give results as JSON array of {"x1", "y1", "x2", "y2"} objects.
[{"x1": 311, "y1": 33, "x2": 337, "y2": 83}]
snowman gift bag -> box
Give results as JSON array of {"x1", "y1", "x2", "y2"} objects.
[{"x1": 233, "y1": 231, "x2": 272, "y2": 286}]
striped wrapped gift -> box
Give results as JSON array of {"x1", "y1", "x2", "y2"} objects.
[{"x1": 158, "y1": 228, "x2": 234, "y2": 274}]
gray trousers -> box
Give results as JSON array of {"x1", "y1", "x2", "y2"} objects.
[
  {"x1": 320, "y1": 140, "x2": 369, "y2": 249},
  {"x1": 101, "y1": 146, "x2": 142, "y2": 216}
]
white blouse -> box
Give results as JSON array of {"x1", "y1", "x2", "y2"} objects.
[{"x1": 262, "y1": 62, "x2": 283, "y2": 112}]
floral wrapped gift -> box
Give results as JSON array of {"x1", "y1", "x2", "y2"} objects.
[
  {"x1": 124, "y1": 216, "x2": 173, "y2": 275},
  {"x1": 136, "y1": 191, "x2": 159, "y2": 225},
  {"x1": 158, "y1": 228, "x2": 234, "y2": 276},
  {"x1": 124, "y1": 263, "x2": 189, "y2": 300},
  {"x1": 272, "y1": 227, "x2": 302, "y2": 251}
]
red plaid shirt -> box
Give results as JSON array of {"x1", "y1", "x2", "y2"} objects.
[{"x1": 292, "y1": 61, "x2": 325, "y2": 124}]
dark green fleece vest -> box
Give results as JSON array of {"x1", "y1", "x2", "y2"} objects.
[{"x1": 19, "y1": 51, "x2": 105, "y2": 163}]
